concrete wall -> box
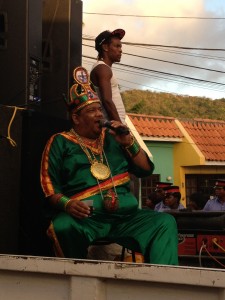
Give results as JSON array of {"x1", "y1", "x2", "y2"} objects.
[{"x1": 1, "y1": 255, "x2": 225, "y2": 300}]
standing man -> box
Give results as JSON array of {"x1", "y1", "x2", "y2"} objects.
[
  {"x1": 90, "y1": 29, "x2": 126, "y2": 123},
  {"x1": 90, "y1": 29, "x2": 128, "y2": 259}
]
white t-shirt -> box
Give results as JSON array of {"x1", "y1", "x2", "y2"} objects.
[{"x1": 91, "y1": 60, "x2": 126, "y2": 123}]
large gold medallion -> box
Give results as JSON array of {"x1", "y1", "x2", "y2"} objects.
[{"x1": 90, "y1": 161, "x2": 110, "y2": 180}]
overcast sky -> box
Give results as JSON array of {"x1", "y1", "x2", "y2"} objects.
[{"x1": 82, "y1": 0, "x2": 225, "y2": 100}]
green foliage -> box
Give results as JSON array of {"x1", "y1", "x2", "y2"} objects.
[
  {"x1": 121, "y1": 90, "x2": 225, "y2": 120},
  {"x1": 129, "y1": 99, "x2": 145, "y2": 114}
]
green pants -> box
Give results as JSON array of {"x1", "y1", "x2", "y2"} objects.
[{"x1": 53, "y1": 209, "x2": 178, "y2": 265}]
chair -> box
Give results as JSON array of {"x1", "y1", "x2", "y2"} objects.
[{"x1": 91, "y1": 239, "x2": 136, "y2": 262}]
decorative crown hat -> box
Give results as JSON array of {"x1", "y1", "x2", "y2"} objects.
[{"x1": 67, "y1": 66, "x2": 100, "y2": 112}]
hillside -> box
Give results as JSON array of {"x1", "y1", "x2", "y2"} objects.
[{"x1": 121, "y1": 90, "x2": 225, "y2": 120}]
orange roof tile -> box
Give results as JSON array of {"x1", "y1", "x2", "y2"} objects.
[
  {"x1": 127, "y1": 113, "x2": 183, "y2": 139},
  {"x1": 179, "y1": 118, "x2": 225, "y2": 162}
]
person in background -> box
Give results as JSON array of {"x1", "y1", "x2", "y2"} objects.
[
  {"x1": 187, "y1": 192, "x2": 209, "y2": 211},
  {"x1": 151, "y1": 182, "x2": 173, "y2": 210},
  {"x1": 203, "y1": 179, "x2": 225, "y2": 211},
  {"x1": 90, "y1": 29, "x2": 126, "y2": 123},
  {"x1": 145, "y1": 192, "x2": 158, "y2": 210},
  {"x1": 155, "y1": 186, "x2": 185, "y2": 212},
  {"x1": 40, "y1": 66, "x2": 178, "y2": 266}
]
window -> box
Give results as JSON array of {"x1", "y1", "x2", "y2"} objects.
[
  {"x1": 130, "y1": 174, "x2": 160, "y2": 207},
  {"x1": 185, "y1": 174, "x2": 225, "y2": 205},
  {"x1": 141, "y1": 174, "x2": 160, "y2": 205}
]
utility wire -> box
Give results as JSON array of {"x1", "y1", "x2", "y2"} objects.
[
  {"x1": 83, "y1": 35, "x2": 225, "y2": 60},
  {"x1": 83, "y1": 59, "x2": 225, "y2": 94},
  {"x1": 83, "y1": 37, "x2": 225, "y2": 51},
  {"x1": 134, "y1": 45, "x2": 225, "y2": 61},
  {"x1": 83, "y1": 36, "x2": 225, "y2": 94},
  {"x1": 83, "y1": 55, "x2": 225, "y2": 87},
  {"x1": 124, "y1": 42, "x2": 225, "y2": 51},
  {"x1": 83, "y1": 43, "x2": 225, "y2": 74},
  {"x1": 83, "y1": 59, "x2": 225, "y2": 92},
  {"x1": 117, "y1": 77, "x2": 225, "y2": 93},
  {"x1": 123, "y1": 52, "x2": 225, "y2": 73},
  {"x1": 84, "y1": 59, "x2": 222, "y2": 90},
  {"x1": 83, "y1": 12, "x2": 225, "y2": 20}
]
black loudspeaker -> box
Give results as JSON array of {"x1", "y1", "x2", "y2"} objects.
[
  {"x1": 41, "y1": 0, "x2": 83, "y2": 119},
  {"x1": 0, "y1": 105, "x2": 70, "y2": 255},
  {"x1": 0, "y1": 0, "x2": 42, "y2": 107}
]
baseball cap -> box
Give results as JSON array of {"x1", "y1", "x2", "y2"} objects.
[{"x1": 95, "y1": 29, "x2": 125, "y2": 51}]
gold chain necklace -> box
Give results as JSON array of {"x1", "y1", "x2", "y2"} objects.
[
  {"x1": 97, "y1": 151, "x2": 119, "y2": 212},
  {"x1": 70, "y1": 128, "x2": 110, "y2": 180},
  {"x1": 70, "y1": 128, "x2": 119, "y2": 212}
]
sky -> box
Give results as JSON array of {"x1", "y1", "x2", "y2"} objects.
[{"x1": 82, "y1": 0, "x2": 225, "y2": 100}]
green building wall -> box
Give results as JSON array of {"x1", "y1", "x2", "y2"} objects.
[{"x1": 146, "y1": 141, "x2": 174, "y2": 184}]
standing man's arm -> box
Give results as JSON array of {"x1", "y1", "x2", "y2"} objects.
[{"x1": 91, "y1": 64, "x2": 121, "y2": 122}]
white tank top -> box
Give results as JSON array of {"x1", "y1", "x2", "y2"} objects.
[{"x1": 91, "y1": 61, "x2": 126, "y2": 123}]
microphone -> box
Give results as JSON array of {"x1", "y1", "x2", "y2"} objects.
[{"x1": 99, "y1": 120, "x2": 130, "y2": 135}]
